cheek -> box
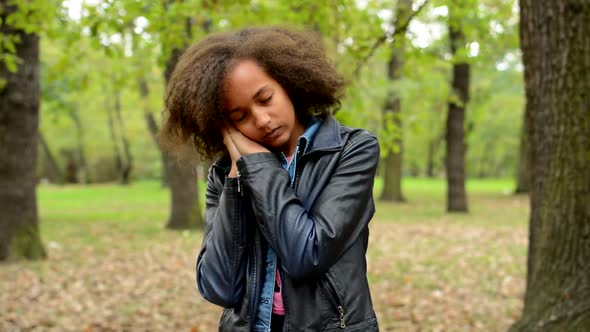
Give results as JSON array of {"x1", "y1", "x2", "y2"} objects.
[
  {"x1": 284, "y1": 106, "x2": 297, "y2": 126},
  {"x1": 234, "y1": 123, "x2": 260, "y2": 141},
  {"x1": 233, "y1": 122, "x2": 249, "y2": 134}
]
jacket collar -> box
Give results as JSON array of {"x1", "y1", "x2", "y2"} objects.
[{"x1": 304, "y1": 115, "x2": 343, "y2": 154}]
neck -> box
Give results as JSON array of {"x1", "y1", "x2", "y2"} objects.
[{"x1": 283, "y1": 121, "x2": 305, "y2": 156}]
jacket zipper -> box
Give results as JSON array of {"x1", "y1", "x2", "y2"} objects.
[
  {"x1": 292, "y1": 149, "x2": 305, "y2": 191},
  {"x1": 277, "y1": 148, "x2": 303, "y2": 331},
  {"x1": 248, "y1": 233, "x2": 258, "y2": 326},
  {"x1": 296, "y1": 148, "x2": 345, "y2": 328},
  {"x1": 319, "y1": 276, "x2": 346, "y2": 328},
  {"x1": 236, "y1": 170, "x2": 242, "y2": 196}
]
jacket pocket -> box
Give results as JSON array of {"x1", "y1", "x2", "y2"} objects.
[{"x1": 319, "y1": 275, "x2": 347, "y2": 329}]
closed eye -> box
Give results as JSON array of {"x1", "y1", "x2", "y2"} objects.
[
  {"x1": 230, "y1": 111, "x2": 246, "y2": 123},
  {"x1": 260, "y1": 94, "x2": 273, "y2": 104}
]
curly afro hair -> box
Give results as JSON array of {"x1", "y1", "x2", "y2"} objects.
[{"x1": 159, "y1": 26, "x2": 346, "y2": 161}]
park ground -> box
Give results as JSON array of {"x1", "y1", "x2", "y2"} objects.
[{"x1": 0, "y1": 178, "x2": 528, "y2": 331}]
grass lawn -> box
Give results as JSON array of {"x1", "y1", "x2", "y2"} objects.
[{"x1": 0, "y1": 178, "x2": 528, "y2": 331}]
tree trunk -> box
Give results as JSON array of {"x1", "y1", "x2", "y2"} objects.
[
  {"x1": 426, "y1": 134, "x2": 443, "y2": 178},
  {"x1": 380, "y1": 104, "x2": 404, "y2": 202},
  {"x1": 445, "y1": 15, "x2": 469, "y2": 213},
  {"x1": 138, "y1": 76, "x2": 169, "y2": 187},
  {"x1": 165, "y1": 158, "x2": 201, "y2": 230},
  {"x1": 38, "y1": 130, "x2": 62, "y2": 183},
  {"x1": 68, "y1": 105, "x2": 88, "y2": 183},
  {"x1": 114, "y1": 89, "x2": 133, "y2": 185},
  {"x1": 0, "y1": 3, "x2": 46, "y2": 260},
  {"x1": 509, "y1": 1, "x2": 590, "y2": 331},
  {"x1": 162, "y1": 17, "x2": 204, "y2": 230},
  {"x1": 380, "y1": 0, "x2": 412, "y2": 202},
  {"x1": 104, "y1": 85, "x2": 124, "y2": 182},
  {"x1": 477, "y1": 140, "x2": 493, "y2": 178},
  {"x1": 514, "y1": 110, "x2": 531, "y2": 194}
]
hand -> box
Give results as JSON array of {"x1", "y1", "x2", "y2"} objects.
[
  {"x1": 222, "y1": 125, "x2": 269, "y2": 177},
  {"x1": 222, "y1": 126, "x2": 241, "y2": 177},
  {"x1": 225, "y1": 126, "x2": 270, "y2": 155}
]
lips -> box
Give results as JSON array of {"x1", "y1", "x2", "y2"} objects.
[{"x1": 265, "y1": 127, "x2": 281, "y2": 140}]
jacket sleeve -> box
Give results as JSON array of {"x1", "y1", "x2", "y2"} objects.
[
  {"x1": 236, "y1": 131, "x2": 379, "y2": 279},
  {"x1": 196, "y1": 167, "x2": 248, "y2": 307}
]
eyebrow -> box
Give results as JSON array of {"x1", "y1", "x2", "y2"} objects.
[{"x1": 228, "y1": 85, "x2": 270, "y2": 114}]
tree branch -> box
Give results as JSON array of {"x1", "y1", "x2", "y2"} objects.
[{"x1": 353, "y1": 0, "x2": 430, "y2": 78}]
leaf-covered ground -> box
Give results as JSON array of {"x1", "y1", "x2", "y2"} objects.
[{"x1": 0, "y1": 180, "x2": 528, "y2": 331}]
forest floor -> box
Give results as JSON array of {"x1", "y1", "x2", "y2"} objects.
[{"x1": 0, "y1": 179, "x2": 528, "y2": 332}]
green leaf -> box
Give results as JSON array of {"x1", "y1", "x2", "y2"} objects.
[{"x1": 4, "y1": 53, "x2": 22, "y2": 73}]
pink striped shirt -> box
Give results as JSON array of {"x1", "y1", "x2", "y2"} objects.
[{"x1": 272, "y1": 269, "x2": 285, "y2": 315}]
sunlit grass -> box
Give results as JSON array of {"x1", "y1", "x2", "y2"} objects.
[
  {"x1": 38, "y1": 181, "x2": 171, "y2": 256},
  {"x1": 36, "y1": 177, "x2": 529, "y2": 258},
  {"x1": 374, "y1": 177, "x2": 528, "y2": 228}
]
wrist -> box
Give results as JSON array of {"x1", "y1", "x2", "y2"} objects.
[{"x1": 228, "y1": 165, "x2": 238, "y2": 177}]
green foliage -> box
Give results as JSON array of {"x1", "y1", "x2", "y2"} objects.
[
  {"x1": 0, "y1": 0, "x2": 62, "y2": 72},
  {"x1": 0, "y1": 51, "x2": 21, "y2": 72},
  {"x1": 391, "y1": 0, "x2": 523, "y2": 177},
  {"x1": 6, "y1": 0, "x2": 57, "y2": 33},
  {"x1": 35, "y1": 0, "x2": 523, "y2": 182}
]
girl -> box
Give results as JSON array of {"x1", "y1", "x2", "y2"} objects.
[{"x1": 161, "y1": 26, "x2": 380, "y2": 332}]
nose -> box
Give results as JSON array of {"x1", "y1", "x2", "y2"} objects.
[{"x1": 252, "y1": 108, "x2": 271, "y2": 129}]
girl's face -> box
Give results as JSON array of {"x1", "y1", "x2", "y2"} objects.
[{"x1": 223, "y1": 59, "x2": 304, "y2": 156}]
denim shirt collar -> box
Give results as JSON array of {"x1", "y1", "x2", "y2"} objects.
[
  {"x1": 300, "y1": 115, "x2": 342, "y2": 154},
  {"x1": 289, "y1": 117, "x2": 322, "y2": 158}
]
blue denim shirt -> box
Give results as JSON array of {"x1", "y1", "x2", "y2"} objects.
[{"x1": 252, "y1": 118, "x2": 322, "y2": 332}]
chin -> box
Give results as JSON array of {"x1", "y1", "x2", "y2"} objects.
[{"x1": 274, "y1": 139, "x2": 291, "y2": 152}]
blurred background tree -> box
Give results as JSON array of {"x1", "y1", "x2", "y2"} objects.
[
  {"x1": 0, "y1": 0, "x2": 62, "y2": 260},
  {"x1": 2, "y1": 0, "x2": 522, "y2": 250}
]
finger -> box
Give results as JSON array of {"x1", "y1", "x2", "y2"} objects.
[
  {"x1": 225, "y1": 126, "x2": 248, "y2": 153},
  {"x1": 221, "y1": 126, "x2": 232, "y2": 144},
  {"x1": 227, "y1": 128, "x2": 248, "y2": 154},
  {"x1": 222, "y1": 126, "x2": 238, "y2": 146},
  {"x1": 223, "y1": 127, "x2": 241, "y2": 158},
  {"x1": 221, "y1": 126, "x2": 229, "y2": 141},
  {"x1": 225, "y1": 125, "x2": 240, "y2": 137}
]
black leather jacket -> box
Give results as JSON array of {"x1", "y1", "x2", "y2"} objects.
[{"x1": 196, "y1": 116, "x2": 380, "y2": 331}]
